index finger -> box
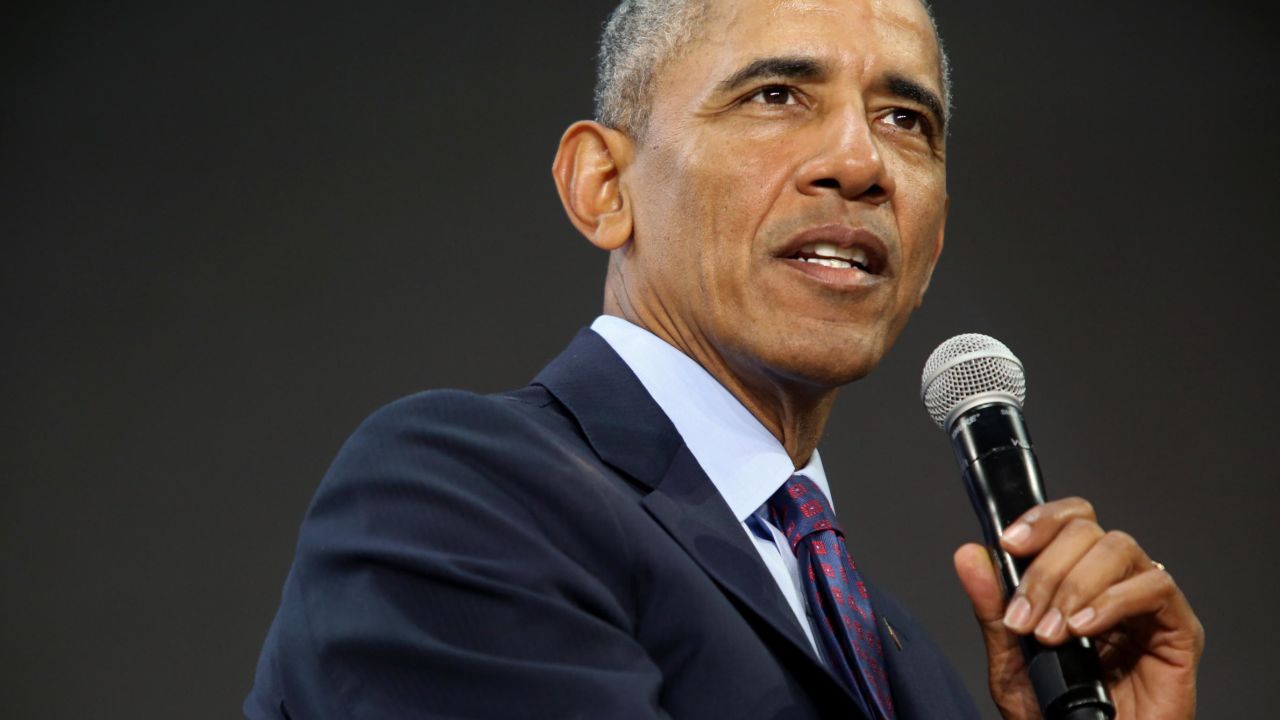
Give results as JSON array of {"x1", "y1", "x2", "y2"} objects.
[{"x1": 999, "y1": 497, "x2": 1098, "y2": 557}]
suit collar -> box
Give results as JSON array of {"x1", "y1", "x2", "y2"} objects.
[
  {"x1": 587, "y1": 315, "x2": 819, "y2": 522},
  {"x1": 531, "y1": 328, "x2": 680, "y2": 490}
]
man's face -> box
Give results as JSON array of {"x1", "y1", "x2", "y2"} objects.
[{"x1": 620, "y1": 0, "x2": 948, "y2": 391}]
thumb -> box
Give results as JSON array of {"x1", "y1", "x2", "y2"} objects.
[
  {"x1": 955, "y1": 544, "x2": 1040, "y2": 718},
  {"x1": 954, "y1": 544, "x2": 1004, "y2": 622},
  {"x1": 953, "y1": 543, "x2": 1019, "y2": 656}
]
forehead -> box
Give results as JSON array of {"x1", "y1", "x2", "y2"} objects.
[{"x1": 673, "y1": 0, "x2": 941, "y2": 96}]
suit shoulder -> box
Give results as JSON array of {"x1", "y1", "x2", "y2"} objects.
[
  {"x1": 346, "y1": 385, "x2": 569, "y2": 453},
  {"x1": 299, "y1": 384, "x2": 626, "y2": 573},
  {"x1": 322, "y1": 385, "x2": 593, "y2": 503},
  {"x1": 358, "y1": 385, "x2": 550, "y2": 431}
]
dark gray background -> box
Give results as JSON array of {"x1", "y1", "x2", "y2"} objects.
[{"x1": 3, "y1": 1, "x2": 1277, "y2": 717}]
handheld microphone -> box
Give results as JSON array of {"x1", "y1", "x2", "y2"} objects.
[{"x1": 920, "y1": 334, "x2": 1115, "y2": 720}]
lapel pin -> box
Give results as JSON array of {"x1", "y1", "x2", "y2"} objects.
[{"x1": 882, "y1": 617, "x2": 903, "y2": 651}]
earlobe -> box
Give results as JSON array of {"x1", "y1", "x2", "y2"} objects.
[{"x1": 551, "y1": 121, "x2": 634, "y2": 251}]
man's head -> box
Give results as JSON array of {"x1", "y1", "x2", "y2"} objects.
[{"x1": 553, "y1": 0, "x2": 950, "y2": 413}]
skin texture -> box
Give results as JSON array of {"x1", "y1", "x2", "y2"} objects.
[{"x1": 552, "y1": 1, "x2": 1203, "y2": 717}]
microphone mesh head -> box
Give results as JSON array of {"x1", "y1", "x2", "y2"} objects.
[{"x1": 920, "y1": 333, "x2": 1026, "y2": 429}]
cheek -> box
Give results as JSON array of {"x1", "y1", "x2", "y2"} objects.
[
  {"x1": 679, "y1": 145, "x2": 786, "y2": 285},
  {"x1": 889, "y1": 164, "x2": 946, "y2": 278},
  {"x1": 628, "y1": 150, "x2": 735, "y2": 311},
  {"x1": 700, "y1": 138, "x2": 795, "y2": 235}
]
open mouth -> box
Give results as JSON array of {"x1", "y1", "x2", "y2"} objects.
[
  {"x1": 789, "y1": 242, "x2": 874, "y2": 273},
  {"x1": 776, "y1": 224, "x2": 890, "y2": 280}
]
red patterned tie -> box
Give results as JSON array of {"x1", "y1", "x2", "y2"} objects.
[{"x1": 767, "y1": 474, "x2": 895, "y2": 720}]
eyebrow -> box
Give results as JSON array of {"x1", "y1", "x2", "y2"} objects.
[
  {"x1": 714, "y1": 56, "x2": 827, "y2": 94},
  {"x1": 886, "y1": 74, "x2": 947, "y2": 134}
]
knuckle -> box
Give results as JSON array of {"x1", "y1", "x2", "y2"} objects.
[
  {"x1": 1101, "y1": 529, "x2": 1137, "y2": 552},
  {"x1": 1064, "y1": 517, "x2": 1101, "y2": 539},
  {"x1": 1054, "y1": 497, "x2": 1095, "y2": 523},
  {"x1": 1153, "y1": 568, "x2": 1178, "y2": 594},
  {"x1": 1095, "y1": 583, "x2": 1121, "y2": 607},
  {"x1": 1055, "y1": 578, "x2": 1082, "y2": 606},
  {"x1": 1019, "y1": 567, "x2": 1049, "y2": 600}
]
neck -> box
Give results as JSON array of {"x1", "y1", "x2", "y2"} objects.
[
  {"x1": 726, "y1": 365, "x2": 838, "y2": 469},
  {"x1": 603, "y1": 299, "x2": 838, "y2": 469}
]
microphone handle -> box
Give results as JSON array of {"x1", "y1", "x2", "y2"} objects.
[{"x1": 949, "y1": 402, "x2": 1115, "y2": 720}]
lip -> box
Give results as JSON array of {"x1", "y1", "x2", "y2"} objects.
[{"x1": 773, "y1": 223, "x2": 892, "y2": 290}]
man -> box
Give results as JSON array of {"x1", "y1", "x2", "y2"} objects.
[{"x1": 247, "y1": 0, "x2": 1203, "y2": 717}]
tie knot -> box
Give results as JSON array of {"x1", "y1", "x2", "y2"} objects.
[{"x1": 767, "y1": 474, "x2": 843, "y2": 550}]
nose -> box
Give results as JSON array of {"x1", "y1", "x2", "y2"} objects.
[{"x1": 794, "y1": 106, "x2": 895, "y2": 204}]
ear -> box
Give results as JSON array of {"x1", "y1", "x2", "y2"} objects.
[
  {"x1": 915, "y1": 195, "x2": 948, "y2": 307},
  {"x1": 552, "y1": 120, "x2": 634, "y2": 251}
]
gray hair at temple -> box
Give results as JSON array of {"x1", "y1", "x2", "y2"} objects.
[{"x1": 594, "y1": 0, "x2": 952, "y2": 139}]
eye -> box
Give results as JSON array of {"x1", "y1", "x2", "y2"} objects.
[
  {"x1": 883, "y1": 107, "x2": 929, "y2": 134},
  {"x1": 746, "y1": 85, "x2": 800, "y2": 106}
]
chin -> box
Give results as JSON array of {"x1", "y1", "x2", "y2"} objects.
[{"x1": 752, "y1": 330, "x2": 892, "y2": 391}]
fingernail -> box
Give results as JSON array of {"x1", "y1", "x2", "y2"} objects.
[
  {"x1": 1023, "y1": 508, "x2": 1041, "y2": 524},
  {"x1": 1035, "y1": 608, "x2": 1064, "y2": 640},
  {"x1": 1002, "y1": 523, "x2": 1031, "y2": 546},
  {"x1": 1003, "y1": 596, "x2": 1032, "y2": 631},
  {"x1": 1068, "y1": 607, "x2": 1095, "y2": 631}
]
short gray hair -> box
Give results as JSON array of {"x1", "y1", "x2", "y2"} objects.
[
  {"x1": 594, "y1": 0, "x2": 711, "y2": 137},
  {"x1": 594, "y1": 0, "x2": 952, "y2": 138}
]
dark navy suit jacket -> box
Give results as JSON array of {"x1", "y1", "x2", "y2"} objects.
[{"x1": 246, "y1": 329, "x2": 980, "y2": 719}]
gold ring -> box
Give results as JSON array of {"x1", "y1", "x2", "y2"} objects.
[{"x1": 1151, "y1": 560, "x2": 1167, "y2": 572}]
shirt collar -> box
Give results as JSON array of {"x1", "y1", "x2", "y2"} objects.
[{"x1": 590, "y1": 315, "x2": 833, "y2": 521}]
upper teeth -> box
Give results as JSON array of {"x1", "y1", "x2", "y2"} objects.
[{"x1": 796, "y1": 242, "x2": 869, "y2": 269}]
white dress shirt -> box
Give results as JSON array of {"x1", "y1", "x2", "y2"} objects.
[{"x1": 590, "y1": 315, "x2": 830, "y2": 657}]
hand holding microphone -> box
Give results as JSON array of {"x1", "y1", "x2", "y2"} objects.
[{"x1": 921, "y1": 334, "x2": 1203, "y2": 720}]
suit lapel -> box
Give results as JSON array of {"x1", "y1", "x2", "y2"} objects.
[
  {"x1": 867, "y1": 580, "x2": 980, "y2": 719},
  {"x1": 533, "y1": 329, "x2": 858, "y2": 708},
  {"x1": 639, "y1": 444, "x2": 817, "y2": 661}
]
